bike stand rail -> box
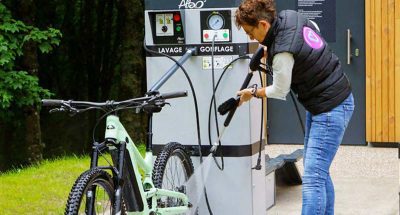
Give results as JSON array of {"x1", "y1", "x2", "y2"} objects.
[
  {"x1": 265, "y1": 149, "x2": 304, "y2": 185},
  {"x1": 265, "y1": 149, "x2": 304, "y2": 209}
]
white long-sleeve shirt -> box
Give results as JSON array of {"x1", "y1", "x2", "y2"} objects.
[
  {"x1": 265, "y1": 20, "x2": 320, "y2": 100},
  {"x1": 265, "y1": 52, "x2": 294, "y2": 100}
]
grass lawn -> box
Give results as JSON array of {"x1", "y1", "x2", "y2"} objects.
[
  {"x1": 0, "y1": 156, "x2": 92, "y2": 214},
  {"x1": 0, "y1": 145, "x2": 146, "y2": 214}
]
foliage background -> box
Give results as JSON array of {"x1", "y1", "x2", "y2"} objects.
[{"x1": 0, "y1": 0, "x2": 146, "y2": 171}]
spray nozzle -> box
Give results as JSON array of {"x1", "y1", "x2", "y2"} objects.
[
  {"x1": 218, "y1": 97, "x2": 239, "y2": 115},
  {"x1": 210, "y1": 142, "x2": 219, "y2": 155},
  {"x1": 209, "y1": 127, "x2": 226, "y2": 155}
]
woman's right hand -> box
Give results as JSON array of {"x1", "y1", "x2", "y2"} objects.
[{"x1": 237, "y1": 88, "x2": 254, "y2": 106}]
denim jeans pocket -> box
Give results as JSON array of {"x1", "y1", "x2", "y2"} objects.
[
  {"x1": 311, "y1": 111, "x2": 331, "y2": 127},
  {"x1": 343, "y1": 105, "x2": 355, "y2": 128},
  {"x1": 343, "y1": 104, "x2": 355, "y2": 111}
]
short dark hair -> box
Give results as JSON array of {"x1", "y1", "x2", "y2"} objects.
[{"x1": 235, "y1": 0, "x2": 276, "y2": 28}]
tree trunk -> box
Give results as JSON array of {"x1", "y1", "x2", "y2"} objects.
[
  {"x1": 0, "y1": 121, "x2": 6, "y2": 171},
  {"x1": 100, "y1": 0, "x2": 117, "y2": 99},
  {"x1": 18, "y1": 0, "x2": 43, "y2": 164},
  {"x1": 117, "y1": 0, "x2": 146, "y2": 143},
  {"x1": 25, "y1": 108, "x2": 43, "y2": 163}
]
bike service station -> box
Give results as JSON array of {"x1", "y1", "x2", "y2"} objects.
[{"x1": 144, "y1": 0, "x2": 303, "y2": 214}]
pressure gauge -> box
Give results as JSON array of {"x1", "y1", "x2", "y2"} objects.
[{"x1": 208, "y1": 14, "x2": 224, "y2": 30}]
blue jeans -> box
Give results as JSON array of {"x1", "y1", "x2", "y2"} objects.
[{"x1": 302, "y1": 93, "x2": 355, "y2": 215}]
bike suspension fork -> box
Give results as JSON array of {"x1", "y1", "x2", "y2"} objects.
[
  {"x1": 90, "y1": 142, "x2": 108, "y2": 168},
  {"x1": 87, "y1": 142, "x2": 108, "y2": 214}
]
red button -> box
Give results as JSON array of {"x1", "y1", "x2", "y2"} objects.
[
  {"x1": 204, "y1": 33, "x2": 209, "y2": 39},
  {"x1": 173, "y1": 14, "x2": 181, "y2": 22}
]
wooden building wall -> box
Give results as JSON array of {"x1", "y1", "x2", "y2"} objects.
[{"x1": 366, "y1": 0, "x2": 400, "y2": 142}]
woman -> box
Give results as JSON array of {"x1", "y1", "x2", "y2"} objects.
[{"x1": 235, "y1": 0, "x2": 355, "y2": 214}]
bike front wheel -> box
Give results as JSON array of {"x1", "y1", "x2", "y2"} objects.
[
  {"x1": 152, "y1": 142, "x2": 194, "y2": 210},
  {"x1": 65, "y1": 168, "x2": 117, "y2": 215}
]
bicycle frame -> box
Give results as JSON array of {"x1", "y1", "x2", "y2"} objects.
[
  {"x1": 99, "y1": 114, "x2": 190, "y2": 215},
  {"x1": 42, "y1": 48, "x2": 197, "y2": 214}
]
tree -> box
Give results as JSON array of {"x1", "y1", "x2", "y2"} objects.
[
  {"x1": 0, "y1": 0, "x2": 146, "y2": 170},
  {"x1": 116, "y1": 0, "x2": 147, "y2": 143},
  {"x1": 0, "y1": 2, "x2": 61, "y2": 167}
]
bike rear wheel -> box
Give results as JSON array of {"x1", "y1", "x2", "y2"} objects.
[
  {"x1": 152, "y1": 142, "x2": 194, "y2": 211},
  {"x1": 65, "y1": 168, "x2": 117, "y2": 215}
]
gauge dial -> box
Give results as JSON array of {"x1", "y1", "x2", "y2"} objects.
[{"x1": 208, "y1": 14, "x2": 224, "y2": 30}]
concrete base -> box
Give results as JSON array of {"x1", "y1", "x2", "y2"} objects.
[
  {"x1": 268, "y1": 178, "x2": 398, "y2": 215},
  {"x1": 266, "y1": 144, "x2": 399, "y2": 215}
]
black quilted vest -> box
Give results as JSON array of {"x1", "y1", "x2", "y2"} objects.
[{"x1": 262, "y1": 10, "x2": 351, "y2": 115}]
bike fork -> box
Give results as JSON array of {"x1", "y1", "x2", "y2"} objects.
[
  {"x1": 86, "y1": 142, "x2": 106, "y2": 215},
  {"x1": 87, "y1": 141, "x2": 125, "y2": 214}
]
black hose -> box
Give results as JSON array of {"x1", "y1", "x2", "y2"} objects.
[
  {"x1": 210, "y1": 35, "x2": 224, "y2": 170},
  {"x1": 265, "y1": 62, "x2": 305, "y2": 136},
  {"x1": 207, "y1": 55, "x2": 251, "y2": 169},
  {"x1": 252, "y1": 70, "x2": 264, "y2": 170},
  {"x1": 289, "y1": 90, "x2": 305, "y2": 135}
]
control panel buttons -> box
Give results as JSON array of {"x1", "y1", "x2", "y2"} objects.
[
  {"x1": 156, "y1": 13, "x2": 174, "y2": 36},
  {"x1": 150, "y1": 11, "x2": 185, "y2": 44},
  {"x1": 202, "y1": 29, "x2": 230, "y2": 42},
  {"x1": 173, "y1": 13, "x2": 181, "y2": 22}
]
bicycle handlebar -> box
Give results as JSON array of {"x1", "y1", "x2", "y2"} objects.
[
  {"x1": 160, "y1": 91, "x2": 188, "y2": 99},
  {"x1": 42, "y1": 99, "x2": 63, "y2": 107},
  {"x1": 41, "y1": 90, "x2": 188, "y2": 110}
]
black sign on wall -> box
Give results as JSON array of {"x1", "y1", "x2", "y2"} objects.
[
  {"x1": 296, "y1": 0, "x2": 336, "y2": 42},
  {"x1": 145, "y1": 43, "x2": 250, "y2": 56}
]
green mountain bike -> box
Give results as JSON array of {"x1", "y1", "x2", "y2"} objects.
[{"x1": 42, "y1": 91, "x2": 195, "y2": 215}]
